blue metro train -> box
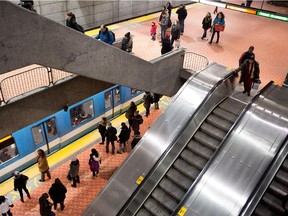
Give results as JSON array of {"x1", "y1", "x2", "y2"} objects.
[{"x1": 0, "y1": 85, "x2": 143, "y2": 182}]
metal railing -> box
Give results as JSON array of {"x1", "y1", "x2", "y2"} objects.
[
  {"x1": 182, "y1": 52, "x2": 209, "y2": 73},
  {"x1": 0, "y1": 67, "x2": 75, "y2": 105}
]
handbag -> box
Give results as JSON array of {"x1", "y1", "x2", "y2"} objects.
[{"x1": 215, "y1": 24, "x2": 225, "y2": 32}]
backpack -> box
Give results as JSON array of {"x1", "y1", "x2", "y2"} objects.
[
  {"x1": 77, "y1": 24, "x2": 84, "y2": 33},
  {"x1": 110, "y1": 31, "x2": 116, "y2": 42}
]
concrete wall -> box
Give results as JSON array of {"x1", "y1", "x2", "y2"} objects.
[{"x1": 10, "y1": 0, "x2": 190, "y2": 29}]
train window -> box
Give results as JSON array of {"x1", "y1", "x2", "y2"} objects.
[
  {"x1": 70, "y1": 100, "x2": 94, "y2": 127},
  {"x1": 105, "y1": 91, "x2": 111, "y2": 109},
  {"x1": 113, "y1": 87, "x2": 121, "y2": 104},
  {"x1": 46, "y1": 117, "x2": 57, "y2": 138},
  {"x1": 32, "y1": 125, "x2": 44, "y2": 145},
  {"x1": 0, "y1": 135, "x2": 18, "y2": 164},
  {"x1": 131, "y1": 88, "x2": 141, "y2": 96}
]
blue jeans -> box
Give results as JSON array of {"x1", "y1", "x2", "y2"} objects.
[{"x1": 179, "y1": 19, "x2": 185, "y2": 33}]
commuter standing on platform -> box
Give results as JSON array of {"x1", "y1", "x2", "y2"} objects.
[
  {"x1": 234, "y1": 54, "x2": 260, "y2": 96},
  {"x1": 39, "y1": 193, "x2": 55, "y2": 216},
  {"x1": 159, "y1": 12, "x2": 169, "y2": 40},
  {"x1": 166, "y1": 2, "x2": 173, "y2": 18},
  {"x1": 176, "y1": 4, "x2": 187, "y2": 35},
  {"x1": 68, "y1": 158, "x2": 80, "y2": 187},
  {"x1": 209, "y1": 12, "x2": 225, "y2": 44},
  {"x1": 159, "y1": 6, "x2": 168, "y2": 22},
  {"x1": 143, "y1": 92, "x2": 153, "y2": 117},
  {"x1": 121, "y1": 32, "x2": 133, "y2": 53},
  {"x1": 161, "y1": 32, "x2": 173, "y2": 55},
  {"x1": 125, "y1": 102, "x2": 137, "y2": 129},
  {"x1": 246, "y1": 0, "x2": 253, "y2": 7},
  {"x1": 37, "y1": 149, "x2": 51, "y2": 182},
  {"x1": 13, "y1": 171, "x2": 30, "y2": 203},
  {"x1": 201, "y1": 12, "x2": 212, "y2": 40},
  {"x1": 0, "y1": 196, "x2": 13, "y2": 216},
  {"x1": 88, "y1": 149, "x2": 102, "y2": 177},
  {"x1": 98, "y1": 117, "x2": 107, "y2": 144},
  {"x1": 117, "y1": 122, "x2": 130, "y2": 154},
  {"x1": 131, "y1": 111, "x2": 143, "y2": 136},
  {"x1": 105, "y1": 122, "x2": 117, "y2": 154},
  {"x1": 66, "y1": 12, "x2": 84, "y2": 33},
  {"x1": 171, "y1": 20, "x2": 181, "y2": 47},
  {"x1": 48, "y1": 178, "x2": 67, "y2": 211},
  {"x1": 153, "y1": 93, "x2": 161, "y2": 109},
  {"x1": 131, "y1": 131, "x2": 142, "y2": 149},
  {"x1": 150, "y1": 21, "x2": 157, "y2": 41},
  {"x1": 239, "y1": 46, "x2": 255, "y2": 83}
]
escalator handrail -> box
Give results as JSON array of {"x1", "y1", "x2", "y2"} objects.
[
  {"x1": 239, "y1": 135, "x2": 288, "y2": 215},
  {"x1": 117, "y1": 69, "x2": 239, "y2": 215},
  {"x1": 171, "y1": 80, "x2": 276, "y2": 216}
]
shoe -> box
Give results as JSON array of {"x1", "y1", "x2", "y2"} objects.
[
  {"x1": 216, "y1": 41, "x2": 219, "y2": 43},
  {"x1": 61, "y1": 205, "x2": 65, "y2": 211},
  {"x1": 39, "y1": 179, "x2": 45, "y2": 182},
  {"x1": 209, "y1": 41, "x2": 212, "y2": 44},
  {"x1": 117, "y1": 151, "x2": 122, "y2": 154},
  {"x1": 28, "y1": 195, "x2": 31, "y2": 199},
  {"x1": 242, "y1": 91, "x2": 246, "y2": 94},
  {"x1": 71, "y1": 184, "x2": 76, "y2": 187},
  {"x1": 21, "y1": 199, "x2": 24, "y2": 203},
  {"x1": 201, "y1": 37, "x2": 204, "y2": 40},
  {"x1": 247, "y1": 92, "x2": 250, "y2": 96}
]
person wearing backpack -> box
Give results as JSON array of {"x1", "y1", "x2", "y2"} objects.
[
  {"x1": 125, "y1": 102, "x2": 137, "y2": 129},
  {"x1": 117, "y1": 122, "x2": 130, "y2": 154},
  {"x1": 39, "y1": 193, "x2": 55, "y2": 216},
  {"x1": 66, "y1": 12, "x2": 84, "y2": 33},
  {"x1": 95, "y1": 25, "x2": 115, "y2": 45},
  {"x1": 121, "y1": 32, "x2": 133, "y2": 53},
  {"x1": 132, "y1": 110, "x2": 143, "y2": 136},
  {"x1": 13, "y1": 171, "x2": 31, "y2": 203}
]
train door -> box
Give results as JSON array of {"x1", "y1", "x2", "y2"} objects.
[
  {"x1": 31, "y1": 117, "x2": 59, "y2": 154},
  {"x1": 104, "y1": 86, "x2": 121, "y2": 117}
]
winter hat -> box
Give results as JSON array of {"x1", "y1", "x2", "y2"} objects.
[
  {"x1": 152, "y1": 21, "x2": 156, "y2": 25},
  {"x1": 125, "y1": 32, "x2": 130, "y2": 37},
  {"x1": 71, "y1": 157, "x2": 78, "y2": 162},
  {"x1": 13, "y1": 171, "x2": 20, "y2": 177}
]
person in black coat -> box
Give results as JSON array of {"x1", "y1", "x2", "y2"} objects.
[
  {"x1": 48, "y1": 178, "x2": 67, "y2": 211},
  {"x1": 98, "y1": 117, "x2": 107, "y2": 144},
  {"x1": 13, "y1": 171, "x2": 30, "y2": 203},
  {"x1": 239, "y1": 46, "x2": 255, "y2": 83},
  {"x1": 166, "y1": 2, "x2": 173, "y2": 18},
  {"x1": 143, "y1": 92, "x2": 153, "y2": 117},
  {"x1": 117, "y1": 122, "x2": 130, "y2": 154},
  {"x1": 66, "y1": 12, "x2": 84, "y2": 33},
  {"x1": 131, "y1": 131, "x2": 142, "y2": 149},
  {"x1": 125, "y1": 102, "x2": 137, "y2": 129},
  {"x1": 153, "y1": 93, "x2": 161, "y2": 109},
  {"x1": 105, "y1": 122, "x2": 117, "y2": 154},
  {"x1": 161, "y1": 32, "x2": 173, "y2": 55},
  {"x1": 39, "y1": 193, "x2": 55, "y2": 216},
  {"x1": 170, "y1": 20, "x2": 181, "y2": 47},
  {"x1": 201, "y1": 12, "x2": 212, "y2": 40},
  {"x1": 176, "y1": 4, "x2": 187, "y2": 34}
]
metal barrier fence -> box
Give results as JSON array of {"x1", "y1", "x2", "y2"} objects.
[
  {"x1": 182, "y1": 52, "x2": 209, "y2": 73},
  {"x1": 0, "y1": 67, "x2": 75, "y2": 105}
]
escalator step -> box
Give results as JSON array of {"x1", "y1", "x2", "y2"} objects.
[
  {"x1": 194, "y1": 131, "x2": 220, "y2": 151},
  {"x1": 262, "y1": 192, "x2": 285, "y2": 215},
  {"x1": 181, "y1": 149, "x2": 207, "y2": 170},
  {"x1": 206, "y1": 114, "x2": 232, "y2": 132},
  {"x1": 166, "y1": 168, "x2": 193, "y2": 190},
  {"x1": 275, "y1": 170, "x2": 288, "y2": 187},
  {"x1": 282, "y1": 159, "x2": 288, "y2": 172},
  {"x1": 269, "y1": 180, "x2": 288, "y2": 197},
  {"x1": 143, "y1": 198, "x2": 171, "y2": 216},
  {"x1": 174, "y1": 158, "x2": 200, "y2": 181},
  {"x1": 253, "y1": 202, "x2": 281, "y2": 216},
  {"x1": 136, "y1": 208, "x2": 154, "y2": 216},
  {"x1": 213, "y1": 107, "x2": 237, "y2": 123},
  {"x1": 201, "y1": 122, "x2": 226, "y2": 141},
  {"x1": 219, "y1": 97, "x2": 245, "y2": 115},
  {"x1": 151, "y1": 188, "x2": 178, "y2": 212},
  {"x1": 187, "y1": 141, "x2": 214, "y2": 161},
  {"x1": 159, "y1": 177, "x2": 186, "y2": 201}
]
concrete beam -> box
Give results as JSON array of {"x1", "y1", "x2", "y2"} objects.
[
  {"x1": 0, "y1": 76, "x2": 113, "y2": 138},
  {"x1": 0, "y1": 1, "x2": 185, "y2": 96}
]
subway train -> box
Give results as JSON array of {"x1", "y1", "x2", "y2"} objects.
[{"x1": 0, "y1": 85, "x2": 143, "y2": 183}]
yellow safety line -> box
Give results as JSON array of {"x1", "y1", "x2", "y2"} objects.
[{"x1": 85, "y1": 3, "x2": 201, "y2": 37}]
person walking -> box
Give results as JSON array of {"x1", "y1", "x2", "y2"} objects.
[
  {"x1": 0, "y1": 196, "x2": 13, "y2": 216},
  {"x1": 105, "y1": 122, "x2": 117, "y2": 154},
  {"x1": 239, "y1": 46, "x2": 255, "y2": 83},
  {"x1": 209, "y1": 12, "x2": 225, "y2": 44},
  {"x1": 125, "y1": 102, "x2": 137, "y2": 129},
  {"x1": 48, "y1": 178, "x2": 67, "y2": 211},
  {"x1": 143, "y1": 92, "x2": 153, "y2": 117},
  {"x1": 117, "y1": 122, "x2": 130, "y2": 154},
  {"x1": 201, "y1": 12, "x2": 212, "y2": 40},
  {"x1": 234, "y1": 54, "x2": 260, "y2": 96},
  {"x1": 37, "y1": 149, "x2": 51, "y2": 182},
  {"x1": 68, "y1": 158, "x2": 80, "y2": 187},
  {"x1": 13, "y1": 171, "x2": 30, "y2": 203},
  {"x1": 66, "y1": 12, "x2": 84, "y2": 33},
  {"x1": 176, "y1": 4, "x2": 187, "y2": 35},
  {"x1": 39, "y1": 193, "x2": 55, "y2": 216},
  {"x1": 171, "y1": 20, "x2": 181, "y2": 47},
  {"x1": 98, "y1": 117, "x2": 107, "y2": 144},
  {"x1": 88, "y1": 149, "x2": 102, "y2": 177}
]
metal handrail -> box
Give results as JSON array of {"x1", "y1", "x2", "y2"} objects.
[
  {"x1": 182, "y1": 52, "x2": 209, "y2": 73},
  {"x1": 0, "y1": 66, "x2": 75, "y2": 105}
]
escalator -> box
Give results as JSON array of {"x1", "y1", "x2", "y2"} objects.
[
  {"x1": 135, "y1": 97, "x2": 246, "y2": 216},
  {"x1": 252, "y1": 157, "x2": 288, "y2": 216}
]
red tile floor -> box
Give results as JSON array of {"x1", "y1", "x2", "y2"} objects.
[{"x1": 7, "y1": 3, "x2": 288, "y2": 215}]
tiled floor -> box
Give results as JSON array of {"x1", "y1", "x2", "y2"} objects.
[{"x1": 6, "y1": 3, "x2": 288, "y2": 215}]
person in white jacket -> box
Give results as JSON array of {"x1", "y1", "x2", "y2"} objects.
[{"x1": 0, "y1": 196, "x2": 13, "y2": 216}]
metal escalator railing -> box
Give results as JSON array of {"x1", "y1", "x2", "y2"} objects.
[
  {"x1": 182, "y1": 52, "x2": 209, "y2": 73},
  {"x1": 135, "y1": 97, "x2": 246, "y2": 216}
]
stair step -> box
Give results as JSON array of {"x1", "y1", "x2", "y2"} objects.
[
  {"x1": 174, "y1": 158, "x2": 200, "y2": 181},
  {"x1": 194, "y1": 131, "x2": 220, "y2": 151},
  {"x1": 206, "y1": 114, "x2": 232, "y2": 132},
  {"x1": 219, "y1": 97, "x2": 246, "y2": 115},
  {"x1": 275, "y1": 170, "x2": 288, "y2": 187},
  {"x1": 151, "y1": 188, "x2": 178, "y2": 212},
  {"x1": 187, "y1": 141, "x2": 214, "y2": 161},
  {"x1": 200, "y1": 122, "x2": 226, "y2": 141},
  {"x1": 180, "y1": 149, "x2": 207, "y2": 170},
  {"x1": 143, "y1": 198, "x2": 171, "y2": 216},
  {"x1": 213, "y1": 107, "x2": 238, "y2": 123},
  {"x1": 159, "y1": 177, "x2": 185, "y2": 201},
  {"x1": 166, "y1": 168, "x2": 193, "y2": 191},
  {"x1": 136, "y1": 208, "x2": 153, "y2": 216}
]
